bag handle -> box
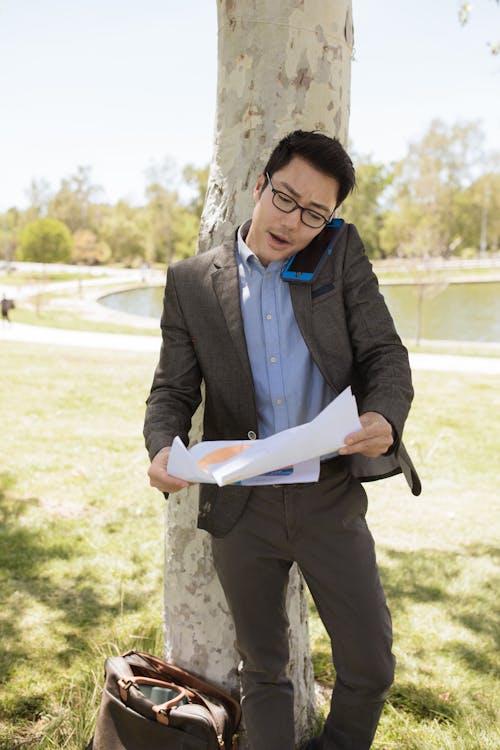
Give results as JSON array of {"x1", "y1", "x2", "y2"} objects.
[
  {"x1": 117, "y1": 676, "x2": 188, "y2": 723},
  {"x1": 122, "y1": 651, "x2": 240, "y2": 748},
  {"x1": 130, "y1": 650, "x2": 241, "y2": 727}
]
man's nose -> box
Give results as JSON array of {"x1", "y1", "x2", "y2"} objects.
[{"x1": 281, "y1": 207, "x2": 302, "y2": 228}]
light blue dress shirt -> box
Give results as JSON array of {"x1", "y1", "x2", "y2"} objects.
[{"x1": 237, "y1": 226, "x2": 334, "y2": 439}]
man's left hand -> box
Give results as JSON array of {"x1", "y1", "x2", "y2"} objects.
[{"x1": 339, "y1": 412, "x2": 394, "y2": 458}]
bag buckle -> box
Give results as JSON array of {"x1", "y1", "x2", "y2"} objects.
[
  {"x1": 153, "y1": 705, "x2": 170, "y2": 726},
  {"x1": 117, "y1": 677, "x2": 135, "y2": 702}
]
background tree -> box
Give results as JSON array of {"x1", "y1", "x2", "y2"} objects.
[
  {"x1": 1, "y1": 208, "x2": 20, "y2": 263},
  {"x1": 71, "y1": 229, "x2": 111, "y2": 265},
  {"x1": 49, "y1": 166, "x2": 103, "y2": 233},
  {"x1": 341, "y1": 155, "x2": 392, "y2": 258},
  {"x1": 182, "y1": 164, "x2": 210, "y2": 218},
  {"x1": 143, "y1": 182, "x2": 177, "y2": 265},
  {"x1": 169, "y1": 205, "x2": 201, "y2": 260},
  {"x1": 18, "y1": 217, "x2": 72, "y2": 263},
  {"x1": 454, "y1": 171, "x2": 500, "y2": 255},
  {"x1": 162, "y1": 2, "x2": 354, "y2": 746},
  {"x1": 99, "y1": 201, "x2": 146, "y2": 264},
  {"x1": 459, "y1": 0, "x2": 500, "y2": 54},
  {"x1": 142, "y1": 160, "x2": 209, "y2": 264},
  {"x1": 24, "y1": 178, "x2": 53, "y2": 222},
  {"x1": 379, "y1": 119, "x2": 490, "y2": 258}
]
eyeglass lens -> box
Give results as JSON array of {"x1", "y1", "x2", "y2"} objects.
[
  {"x1": 272, "y1": 191, "x2": 326, "y2": 228},
  {"x1": 266, "y1": 173, "x2": 328, "y2": 228}
]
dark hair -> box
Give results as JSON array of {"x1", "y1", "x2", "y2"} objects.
[{"x1": 263, "y1": 130, "x2": 355, "y2": 208}]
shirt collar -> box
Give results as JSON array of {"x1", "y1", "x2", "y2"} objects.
[
  {"x1": 237, "y1": 222, "x2": 283, "y2": 275},
  {"x1": 237, "y1": 222, "x2": 257, "y2": 267}
]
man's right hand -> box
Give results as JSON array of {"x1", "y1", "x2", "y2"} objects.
[{"x1": 147, "y1": 446, "x2": 192, "y2": 494}]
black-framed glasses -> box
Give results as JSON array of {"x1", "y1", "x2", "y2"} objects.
[{"x1": 265, "y1": 172, "x2": 333, "y2": 229}]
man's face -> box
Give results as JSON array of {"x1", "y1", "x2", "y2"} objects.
[{"x1": 245, "y1": 156, "x2": 340, "y2": 267}]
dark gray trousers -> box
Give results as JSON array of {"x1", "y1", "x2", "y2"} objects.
[{"x1": 211, "y1": 462, "x2": 395, "y2": 750}]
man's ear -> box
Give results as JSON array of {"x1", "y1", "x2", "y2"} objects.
[{"x1": 253, "y1": 173, "x2": 266, "y2": 203}]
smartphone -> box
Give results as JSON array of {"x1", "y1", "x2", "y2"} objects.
[{"x1": 280, "y1": 218, "x2": 346, "y2": 284}]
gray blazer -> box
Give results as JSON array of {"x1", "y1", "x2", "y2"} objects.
[{"x1": 144, "y1": 223, "x2": 421, "y2": 537}]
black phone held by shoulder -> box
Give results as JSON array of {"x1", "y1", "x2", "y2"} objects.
[{"x1": 280, "y1": 218, "x2": 346, "y2": 284}]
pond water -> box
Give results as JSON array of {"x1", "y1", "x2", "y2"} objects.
[
  {"x1": 381, "y1": 282, "x2": 500, "y2": 342},
  {"x1": 99, "y1": 281, "x2": 500, "y2": 343},
  {"x1": 100, "y1": 286, "x2": 164, "y2": 319}
]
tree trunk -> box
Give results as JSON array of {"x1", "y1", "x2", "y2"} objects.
[{"x1": 164, "y1": 2, "x2": 353, "y2": 746}]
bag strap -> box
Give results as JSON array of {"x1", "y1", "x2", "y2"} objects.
[{"x1": 187, "y1": 689, "x2": 228, "y2": 747}]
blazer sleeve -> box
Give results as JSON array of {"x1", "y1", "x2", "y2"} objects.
[
  {"x1": 143, "y1": 265, "x2": 203, "y2": 460},
  {"x1": 342, "y1": 224, "x2": 414, "y2": 442}
]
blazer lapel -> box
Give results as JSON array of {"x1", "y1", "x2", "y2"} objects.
[
  {"x1": 290, "y1": 275, "x2": 340, "y2": 395},
  {"x1": 290, "y1": 282, "x2": 313, "y2": 348},
  {"x1": 210, "y1": 239, "x2": 255, "y2": 389},
  {"x1": 289, "y1": 283, "x2": 331, "y2": 380}
]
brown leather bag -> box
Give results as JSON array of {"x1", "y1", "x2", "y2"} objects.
[{"x1": 88, "y1": 650, "x2": 241, "y2": 750}]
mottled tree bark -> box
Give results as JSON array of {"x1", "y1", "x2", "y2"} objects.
[
  {"x1": 164, "y1": 2, "x2": 353, "y2": 747},
  {"x1": 200, "y1": 0, "x2": 353, "y2": 252}
]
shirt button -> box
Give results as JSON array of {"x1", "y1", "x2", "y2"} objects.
[
  {"x1": 247, "y1": 430, "x2": 257, "y2": 440},
  {"x1": 276, "y1": 399, "x2": 282, "y2": 405},
  {"x1": 270, "y1": 356, "x2": 277, "y2": 363},
  {"x1": 265, "y1": 313, "x2": 272, "y2": 320}
]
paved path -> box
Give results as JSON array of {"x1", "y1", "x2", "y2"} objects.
[
  {"x1": 2, "y1": 322, "x2": 500, "y2": 374},
  {"x1": 0, "y1": 322, "x2": 161, "y2": 353},
  {"x1": 409, "y1": 351, "x2": 500, "y2": 375}
]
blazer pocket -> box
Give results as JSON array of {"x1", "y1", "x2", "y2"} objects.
[{"x1": 311, "y1": 282, "x2": 335, "y2": 301}]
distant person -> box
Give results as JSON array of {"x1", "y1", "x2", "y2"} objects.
[{"x1": 1, "y1": 295, "x2": 14, "y2": 324}]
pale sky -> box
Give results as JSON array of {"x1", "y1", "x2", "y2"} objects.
[{"x1": 0, "y1": 0, "x2": 498, "y2": 211}]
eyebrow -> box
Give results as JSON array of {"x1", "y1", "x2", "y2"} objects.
[{"x1": 278, "y1": 180, "x2": 331, "y2": 215}]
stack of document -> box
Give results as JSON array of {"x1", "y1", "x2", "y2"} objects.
[{"x1": 167, "y1": 386, "x2": 361, "y2": 487}]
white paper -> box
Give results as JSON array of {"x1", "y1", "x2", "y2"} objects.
[
  {"x1": 167, "y1": 438, "x2": 320, "y2": 485},
  {"x1": 167, "y1": 386, "x2": 362, "y2": 487}
]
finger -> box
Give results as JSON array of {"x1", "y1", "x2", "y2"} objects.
[
  {"x1": 343, "y1": 427, "x2": 370, "y2": 446},
  {"x1": 151, "y1": 476, "x2": 190, "y2": 493},
  {"x1": 339, "y1": 434, "x2": 392, "y2": 457},
  {"x1": 148, "y1": 465, "x2": 189, "y2": 491},
  {"x1": 346, "y1": 421, "x2": 391, "y2": 445},
  {"x1": 339, "y1": 439, "x2": 371, "y2": 455}
]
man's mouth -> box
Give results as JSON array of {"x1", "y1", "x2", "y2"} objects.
[{"x1": 268, "y1": 231, "x2": 290, "y2": 248}]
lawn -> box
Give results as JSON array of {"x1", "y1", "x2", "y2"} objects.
[{"x1": 0, "y1": 341, "x2": 498, "y2": 749}]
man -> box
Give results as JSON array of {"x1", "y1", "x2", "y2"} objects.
[
  {"x1": 1, "y1": 295, "x2": 14, "y2": 324},
  {"x1": 144, "y1": 130, "x2": 420, "y2": 750}
]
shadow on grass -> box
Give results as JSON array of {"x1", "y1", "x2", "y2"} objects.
[
  {"x1": 311, "y1": 541, "x2": 499, "y2": 724},
  {"x1": 0, "y1": 472, "x2": 143, "y2": 689},
  {"x1": 388, "y1": 681, "x2": 458, "y2": 724},
  {"x1": 0, "y1": 470, "x2": 163, "y2": 748},
  {"x1": 378, "y1": 545, "x2": 500, "y2": 678}
]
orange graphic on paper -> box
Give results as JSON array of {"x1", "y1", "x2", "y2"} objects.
[{"x1": 197, "y1": 444, "x2": 251, "y2": 473}]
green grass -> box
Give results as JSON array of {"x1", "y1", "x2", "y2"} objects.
[
  {"x1": 1, "y1": 343, "x2": 499, "y2": 749},
  {"x1": 0, "y1": 343, "x2": 164, "y2": 749}
]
